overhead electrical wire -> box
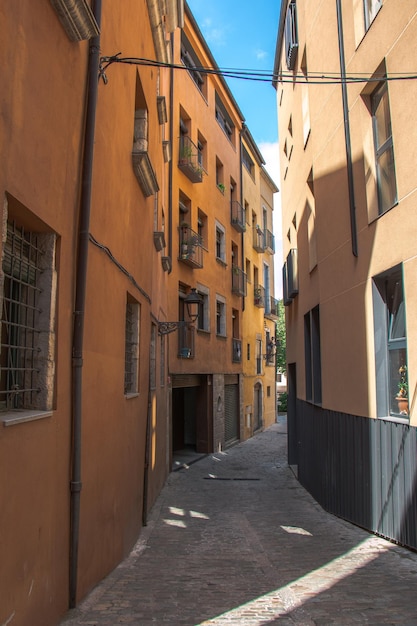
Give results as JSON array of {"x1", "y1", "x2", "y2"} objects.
[{"x1": 99, "y1": 53, "x2": 417, "y2": 86}]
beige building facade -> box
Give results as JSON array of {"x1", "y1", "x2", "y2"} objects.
[{"x1": 274, "y1": 0, "x2": 417, "y2": 549}]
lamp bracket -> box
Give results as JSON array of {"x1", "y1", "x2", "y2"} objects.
[{"x1": 158, "y1": 321, "x2": 190, "y2": 335}]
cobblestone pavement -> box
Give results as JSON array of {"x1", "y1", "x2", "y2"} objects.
[{"x1": 60, "y1": 418, "x2": 417, "y2": 625}]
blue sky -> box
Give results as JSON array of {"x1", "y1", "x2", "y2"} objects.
[
  {"x1": 186, "y1": 0, "x2": 280, "y2": 146},
  {"x1": 187, "y1": 0, "x2": 283, "y2": 294}
]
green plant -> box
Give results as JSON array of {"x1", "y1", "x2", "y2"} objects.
[
  {"x1": 278, "y1": 392, "x2": 287, "y2": 413},
  {"x1": 217, "y1": 183, "x2": 225, "y2": 193},
  {"x1": 180, "y1": 145, "x2": 193, "y2": 160},
  {"x1": 397, "y1": 365, "x2": 408, "y2": 398}
]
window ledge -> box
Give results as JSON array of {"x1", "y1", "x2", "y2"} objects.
[
  {"x1": 2, "y1": 409, "x2": 53, "y2": 427},
  {"x1": 216, "y1": 258, "x2": 227, "y2": 267},
  {"x1": 125, "y1": 392, "x2": 139, "y2": 400},
  {"x1": 379, "y1": 414, "x2": 409, "y2": 425},
  {"x1": 197, "y1": 328, "x2": 211, "y2": 336}
]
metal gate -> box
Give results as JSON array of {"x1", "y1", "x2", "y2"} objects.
[{"x1": 224, "y1": 384, "x2": 239, "y2": 447}]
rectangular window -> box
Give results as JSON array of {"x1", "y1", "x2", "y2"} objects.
[
  {"x1": 364, "y1": 0, "x2": 382, "y2": 31},
  {"x1": 216, "y1": 298, "x2": 226, "y2": 337},
  {"x1": 150, "y1": 323, "x2": 156, "y2": 390},
  {"x1": 0, "y1": 220, "x2": 57, "y2": 412},
  {"x1": 304, "y1": 305, "x2": 322, "y2": 404},
  {"x1": 215, "y1": 222, "x2": 226, "y2": 262},
  {"x1": 373, "y1": 265, "x2": 408, "y2": 419},
  {"x1": 181, "y1": 33, "x2": 205, "y2": 95},
  {"x1": 284, "y1": 0, "x2": 298, "y2": 70},
  {"x1": 160, "y1": 334, "x2": 165, "y2": 387},
  {"x1": 256, "y1": 338, "x2": 262, "y2": 375},
  {"x1": 124, "y1": 296, "x2": 140, "y2": 394},
  {"x1": 215, "y1": 92, "x2": 234, "y2": 143},
  {"x1": 371, "y1": 82, "x2": 397, "y2": 215},
  {"x1": 242, "y1": 145, "x2": 254, "y2": 176},
  {"x1": 197, "y1": 289, "x2": 209, "y2": 332}
]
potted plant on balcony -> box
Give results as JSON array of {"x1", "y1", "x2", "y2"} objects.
[
  {"x1": 395, "y1": 365, "x2": 409, "y2": 415},
  {"x1": 180, "y1": 222, "x2": 190, "y2": 258},
  {"x1": 179, "y1": 145, "x2": 193, "y2": 164}
]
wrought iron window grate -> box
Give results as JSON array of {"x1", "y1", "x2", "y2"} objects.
[{"x1": 1, "y1": 222, "x2": 44, "y2": 410}]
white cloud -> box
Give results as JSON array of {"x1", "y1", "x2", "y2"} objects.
[
  {"x1": 201, "y1": 17, "x2": 228, "y2": 47},
  {"x1": 255, "y1": 48, "x2": 267, "y2": 60}
]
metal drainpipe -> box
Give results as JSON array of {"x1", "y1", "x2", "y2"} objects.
[
  {"x1": 336, "y1": 0, "x2": 358, "y2": 257},
  {"x1": 239, "y1": 126, "x2": 245, "y2": 312},
  {"x1": 168, "y1": 33, "x2": 174, "y2": 266},
  {"x1": 69, "y1": 0, "x2": 102, "y2": 609}
]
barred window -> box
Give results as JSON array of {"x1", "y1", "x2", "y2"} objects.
[
  {"x1": 124, "y1": 296, "x2": 140, "y2": 394},
  {"x1": 1, "y1": 221, "x2": 56, "y2": 412}
]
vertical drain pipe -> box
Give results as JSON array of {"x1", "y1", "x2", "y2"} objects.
[
  {"x1": 69, "y1": 0, "x2": 102, "y2": 608},
  {"x1": 167, "y1": 33, "x2": 174, "y2": 267},
  {"x1": 336, "y1": 0, "x2": 358, "y2": 257}
]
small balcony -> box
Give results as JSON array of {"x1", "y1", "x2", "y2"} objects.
[
  {"x1": 179, "y1": 224, "x2": 203, "y2": 268},
  {"x1": 178, "y1": 135, "x2": 203, "y2": 183},
  {"x1": 232, "y1": 338, "x2": 242, "y2": 363},
  {"x1": 178, "y1": 324, "x2": 195, "y2": 359},
  {"x1": 265, "y1": 229, "x2": 275, "y2": 254},
  {"x1": 231, "y1": 265, "x2": 247, "y2": 297},
  {"x1": 252, "y1": 226, "x2": 265, "y2": 252},
  {"x1": 265, "y1": 296, "x2": 279, "y2": 320},
  {"x1": 265, "y1": 351, "x2": 276, "y2": 367},
  {"x1": 254, "y1": 285, "x2": 265, "y2": 308},
  {"x1": 230, "y1": 201, "x2": 246, "y2": 233}
]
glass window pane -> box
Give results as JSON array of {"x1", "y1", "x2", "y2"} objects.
[
  {"x1": 389, "y1": 347, "x2": 408, "y2": 416},
  {"x1": 374, "y1": 87, "x2": 391, "y2": 148},
  {"x1": 376, "y1": 145, "x2": 396, "y2": 213}
]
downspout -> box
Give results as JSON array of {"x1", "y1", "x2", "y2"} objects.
[
  {"x1": 69, "y1": 0, "x2": 102, "y2": 608},
  {"x1": 239, "y1": 125, "x2": 245, "y2": 312},
  {"x1": 336, "y1": 0, "x2": 358, "y2": 257},
  {"x1": 168, "y1": 33, "x2": 174, "y2": 266}
]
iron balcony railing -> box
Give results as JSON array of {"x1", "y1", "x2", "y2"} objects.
[
  {"x1": 231, "y1": 265, "x2": 247, "y2": 297},
  {"x1": 179, "y1": 224, "x2": 203, "y2": 268},
  {"x1": 230, "y1": 201, "x2": 246, "y2": 233},
  {"x1": 265, "y1": 229, "x2": 275, "y2": 254},
  {"x1": 252, "y1": 226, "x2": 265, "y2": 252},
  {"x1": 232, "y1": 338, "x2": 242, "y2": 363},
  {"x1": 178, "y1": 135, "x2": 203, "y2": 183},
  {"x1": 265, "y1": 296, "x2": 279, "y2": 320},
  {"x1": 254, "y1": 284, "x2": 265, "y2": 308}
]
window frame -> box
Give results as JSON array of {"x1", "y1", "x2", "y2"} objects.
[
  {"x1": 373, "y1": 264, "x2": 408, "y2": 421},
  {"x1": 364, "y1": 0, "x2": 382, "y2": 31},
  {"x1": 371, "y1": 81, "x2": 397, "y2": 216},
  {"x1": 304, "y1": 305, "x2": 322, "y2": 405},
  {"x1": 124, "y1": 295, "x2": 140, "y2": 396},
  {"x1": 0, "y1": 220, "x2": 57, "y2": 417},
  {"x1": 215, "y1": 221, "x2": 226, "y2": 263},
  {"x1": 215, "y1": 296, "x2": 226, "y2": 337}
]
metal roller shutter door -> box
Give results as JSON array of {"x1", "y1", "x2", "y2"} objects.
[{"x1": 224, "y1": 384, "x2": 239, "y2": 446}]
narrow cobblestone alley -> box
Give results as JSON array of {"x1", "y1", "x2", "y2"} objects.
[{"x1": 60, "y1": 418, "x2": 417, "y2": 626}]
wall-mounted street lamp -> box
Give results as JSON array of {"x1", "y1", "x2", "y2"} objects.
[{"x1": 158, "y1": 288, "x2": 202, "y2": 335}]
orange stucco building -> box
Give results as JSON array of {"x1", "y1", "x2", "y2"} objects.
[
  {"x1": 0, "y1": 1, "x2": 278, "y2": 623},
  {"x1": 166, "y1": 6, "x2": 279, "y2": 455}
]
